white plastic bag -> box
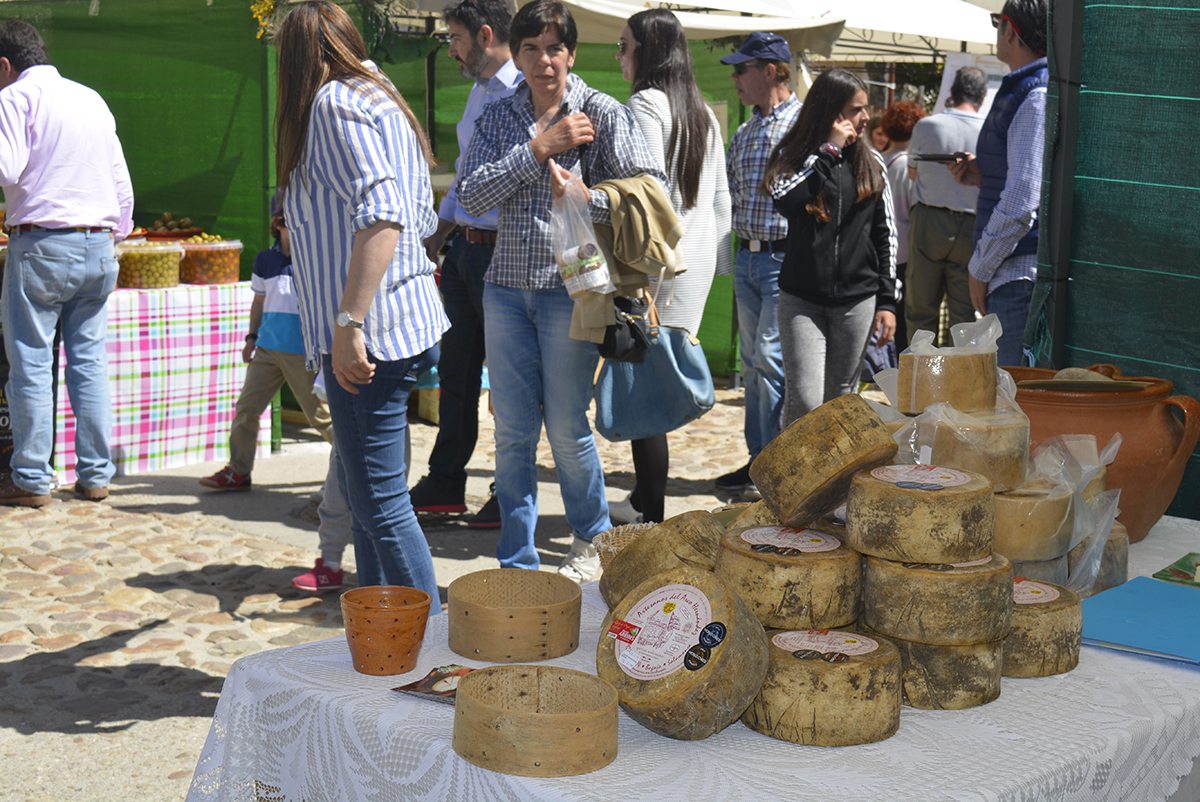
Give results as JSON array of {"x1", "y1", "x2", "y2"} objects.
[{"x1": 550, "y1": 163, "x2": 614, "y2": 296}]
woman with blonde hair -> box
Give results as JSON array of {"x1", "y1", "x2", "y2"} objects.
[{"x1": 275, "y1": 0, "x2": 447, "y2": 606}]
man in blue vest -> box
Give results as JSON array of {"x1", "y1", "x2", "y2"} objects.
[{"x1": 950, "y1": 0, "x2": 1047, "y2": 367}]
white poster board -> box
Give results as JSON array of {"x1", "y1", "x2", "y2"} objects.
[{"x1": 935, "y1": 52, "x2": 1008, "y2": 118}]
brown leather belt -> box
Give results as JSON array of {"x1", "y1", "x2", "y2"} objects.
[{"x1": 462, "y1": 226, "x2": 498, "y2": 246}]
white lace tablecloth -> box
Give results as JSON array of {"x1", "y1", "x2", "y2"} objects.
[{"x1": 188, "y1": 518, "x2": 1200, "y2": 802}]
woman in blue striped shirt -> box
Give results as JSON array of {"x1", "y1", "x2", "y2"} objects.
[{"x1": 275, "y1": 1, "x2": 448, "y2": 607}]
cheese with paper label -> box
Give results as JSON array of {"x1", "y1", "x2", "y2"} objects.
[
  {"x1": 714, "y1": 526, "x2": 861, "y2": 630},
  {"x1": 846, "y1": 465, "x2": 995, "y2": 564},
  {"x1": 1003, "y1": 578, "x2": 1081, "y2": 677},
  {"x1": 859, "y1": 622, "x2": 1001, "y2": 710},
  {"x1": 993, "y1": 484, "x2": 1074, "y2": 561},
  {"x1": 750, "y1": 394, "x2": 898, "y2": 528},
  {"x1": 897, "y1": 349, "x2": 997, "y2": 414},
  {"x1": 596, "y1": 567, "x2": 768, "y2": 740},
  {"x1": 862, "y1": 553, "x2": 1013, "y2": 646},
  {"x1": 599, "y1": 510, "x2": 725, "y2": 609},
  {"x1": 741, "y1": 629, "x2": 901, "y2": 746}
]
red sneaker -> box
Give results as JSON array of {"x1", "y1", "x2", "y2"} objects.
[
  {"x1": 292, "y1": 559, "x2": 344, "y2": 592},
  {"x1": 199, "y1": 466, "x2": 251, "y2": 491}
]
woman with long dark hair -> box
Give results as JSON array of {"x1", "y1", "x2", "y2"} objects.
[
  {"x1": 607, "y1": 9, "x2": 730, "y2": 525},
  {"x1": 762, "y1": 68, "x2": 898, "y2": 426},
  {"x1": 274, "y1": 0, "x2": 447, "y2": 605}
]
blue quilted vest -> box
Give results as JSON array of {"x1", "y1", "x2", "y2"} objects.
[{"x1": 973, "y1": 57, "x2": 1049, "y2": 256}]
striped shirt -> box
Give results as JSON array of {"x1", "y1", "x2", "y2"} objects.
[
  {"x1": 726, "y1": 93, "x2": 801, "y2": 241},
  {"x1": 283, "y1": 64, "x2": 449, "y2": 370},
  {"x1": 457, "y1": 73, "x2": 667, "y2": 290},
  {"x1": 968, "y1": 87, "x2": 1046, "y2": 292}
]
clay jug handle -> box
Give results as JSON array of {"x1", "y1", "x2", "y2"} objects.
[{"x1": 1162, "y1": 395, "x2": 1200, "y2": 478}]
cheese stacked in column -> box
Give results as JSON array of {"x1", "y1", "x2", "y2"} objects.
[
  {"x1": 897, "y1": 348, "x2": 997, "y2": 414},
  {"x1": 596, "y1": 567, "x2": 768, "y2": 740},
  {"x1": 749, "y1": 393, "x2": 898, "y2": 528},
  {"x1": 915, "y1": 404, "x2": 1029, "y2": 491},
  {"x1": 714, "y1": 526, "x2": 861, "y2": 630},
  {"x1": 1003, "y1": 578, "x2": 1082, "y2": 677},
  {"x1": 742, "y1": 629, "x2": 901, "y2": 746},
  {"x1": 993, "y1": 484, "x2": 1074, "y2": 562},
  {"x1": 858, "y1": 622, "x2": 1002, "y2": 710},
  {"x1": 1067, "y1": 520, "x2": 1128, "y2": 593}
]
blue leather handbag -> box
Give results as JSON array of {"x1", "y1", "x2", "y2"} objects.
[{"x1": 593, "y1": 304, "x2": 715, "y2": 442}]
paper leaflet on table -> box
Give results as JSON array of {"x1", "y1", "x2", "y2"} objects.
[
  {"x1": 393, "y1": 664, "x2": 474, "y2": 705},
  {"x1": 1152, "y1": 552, "x2": 1200, "y2": 587}
]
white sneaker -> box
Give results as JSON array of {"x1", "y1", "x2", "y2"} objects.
[
  {"x1": 608, "y1": 492, "x2": 644, "y2": 525},
  {"x1": 557, "y1": 535, "x2": 601, "y2": 583}
]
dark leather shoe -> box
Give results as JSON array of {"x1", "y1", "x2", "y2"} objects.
[
  {"x1": 74, "y1": 482, "x2": 109, "y2": 501},
  {"x1": 0, "y1": 475, "x2": 52, "y2": 507},
  {"x1": 467, "y1": 488, "x2": 501, "y2": 529},
  {"x1": 714, "y1": 462, "x2": 753, "y2": 492},
  {"x1": 409, "y1": 475, "x2": 467, "y2": 514}
]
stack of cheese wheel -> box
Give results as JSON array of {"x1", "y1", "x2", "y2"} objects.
[
  {"x1": 897, "y1": 347, "x2": 997, "y2": 415},
  {"x1": 598, "y1": 510, "x2": 725, "y2": 609},
  {"x1": 993, "y1": 481, "x2": 1074, "y2": 584},
  {"x1": 713, "y1": 525, "x2": 861, "y2": 630},
  {"x1": 1003, "y1": 577, "x2": 1082, "y2": 677},
  {"x1": 847, "y1": 464, "x2": 1013, "y2": 710},
  {"x1": 1067, "y1": 519, "x2": 1128, "y2": 594},
  {"x1": 596, "y1": 567, "x2": 768, "y2": 740}
]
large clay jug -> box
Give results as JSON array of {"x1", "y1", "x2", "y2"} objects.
[{"x1": 1009, "y1": 364, "x2": 1200, "y2": 543}]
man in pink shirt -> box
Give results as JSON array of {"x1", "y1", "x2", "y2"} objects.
[{"x1": 0, "y1": 20, "x2": 134, "y2": 507}]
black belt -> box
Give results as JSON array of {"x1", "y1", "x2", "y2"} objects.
[
  {"x1": 739, "y1": 238, "x2": 787, "y2": 253},
  {"x1": 461, "y1": 227, "x2": 498, "y2": 246},
  {"x1": 10, "y1": 224, "x2": 111, "y2": 235}
]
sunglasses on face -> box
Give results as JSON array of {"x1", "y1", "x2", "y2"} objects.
[
  {"x1": 733, "y1": 61, "x2": 763, "y2": 76},
  {"x1": 616, "y1": 40, "x2": 628, "y2": 55},
  {"x1": 990, "y1": 11, "x2": 1024, "y2": 38}
]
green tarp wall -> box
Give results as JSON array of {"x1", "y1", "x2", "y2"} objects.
[{"x1": 1031, "y1": 0, "x2": 1200, "y2": 520}]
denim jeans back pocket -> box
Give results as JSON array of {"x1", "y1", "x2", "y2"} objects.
[{"x1": 20, "y1": 249, "x2": 74, "y2": 306}]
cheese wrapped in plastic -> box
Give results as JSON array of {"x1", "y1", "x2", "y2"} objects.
[{"x1": 892, "y1": 315, "x2": 1001, "y2": 414}]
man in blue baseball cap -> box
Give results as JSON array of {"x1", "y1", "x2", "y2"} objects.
[{"x1": 715, "y1": 32, "x2": 800, "y2": 500}]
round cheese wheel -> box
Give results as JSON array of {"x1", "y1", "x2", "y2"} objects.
[
  {"x1": 862, "y1": 553, "x2": 1013, "y2": 646},
  {"x1": 1011, "y1": 554, "x2": 1068, "y2": 584},
  {"x1": 712, "y1": 503, "x2": 753, "y2": 528},
  {"x1": 916, "y1": 405, "x2": 1029, "y2": 491},
  {"x1": 897, "y1": 349, "x2": 998, "y2": 414},
  {"x1": 845, "y1": 465, "x2": 996, "y2": 564},
  {"x1": 1003, "y1": 578, "x2": 1081, "y2": 677},
  {"x1": 596, "y1": 568, "x2": 769, "y2": 740},
  {"x1": 859, "y1": 622, "x2": 1002, "y2": 710},
  {"x1": 749, "y1": 393, "x2": 898, "y2": 528},
  {"x1": 728, "y1": 499, "x2": 782, "y2": 530},
  {"x1": 741, "y1": 629, "x2": 901, "y2": 746},
  {"x1": 713, "y1": 526, "x2": 861, "y2": 630},
  {"x1": 1066, "y1": 521, "x2": 1128, "y2": 594},
  {"x1": 993, "y1": 484, "x2": 1074, "y2": 561},
  {"x1": 599, "y1": 510, "x2": 725, "y2": 609}
]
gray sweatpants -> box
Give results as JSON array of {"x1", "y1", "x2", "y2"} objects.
[{"x1": 778, "y1": 291, "x2": 875, "y2": 427}]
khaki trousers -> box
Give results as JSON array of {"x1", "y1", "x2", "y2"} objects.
[{"x1": 905, "y1": 202, "x2": 977, "y2": 345}]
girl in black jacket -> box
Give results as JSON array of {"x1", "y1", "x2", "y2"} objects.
[{"x1": 762, "y1": 68, "x2": 898, "y2": 426}]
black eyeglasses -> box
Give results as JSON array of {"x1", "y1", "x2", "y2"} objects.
[
  {"x1": 733, "y1": 61, "x2": 762, "y2": 76},
  {"x1": 616, "y1": 40, "x2": 628, "y2": 55}
]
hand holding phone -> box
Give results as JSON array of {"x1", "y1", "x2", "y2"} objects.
[
  {"x1": 829, "y1": 113, "x2": 857, "y2": 149},
  {"x1": 912, "y1": 152, "x2": 968, "y2": 163}
]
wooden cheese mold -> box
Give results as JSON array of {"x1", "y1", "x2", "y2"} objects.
[
  {"x1": 448, "y1": 569, "x2": 581, "y2": 663},
  {"x1": 453, "y1": 665, "x2": 618, "y2": 777}
]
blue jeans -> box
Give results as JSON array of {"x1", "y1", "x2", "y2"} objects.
[
  {"x1": 483, "y1": 283, "x2": 610, "y2": 570},
  {"x1": 988, "y1": 278, "x2": 1034, "y2": 368},
  {"x1": 322, "y1": 348, "x2": 441, "y2": 613},
  {"x1": 733, "y1": 248, "x2": 785, "y2": 460},
  {"x1": 426, "y1": 235, "x2": 492, "y2": 492},
  {"x1": 1, "y1": 229, "x2": 118, "y2": 493}
]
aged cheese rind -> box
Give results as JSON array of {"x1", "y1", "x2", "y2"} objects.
[
  {"x1": 713, "y1": 527, "x2": 861, "y2": 630},
  {"x1": 750, "y1": 394, "x2": 898, "y2": 528},
  {"x1": 1011, "y1": 554, "x2": 1068, "y2": 584},
  {"x1": 859, "y1": 622, "x2": 1002, "y2": 710},
  {"x1": 1003, "y1": 579, "x2": 1082, "y2": 678},
  {"x1": 845, "y1": 466, "x2": 996, "y2": 564},
  {"x1": 916, "y1": 406, "x2": 1029, "y2": 491},
  {"x1": 1066, "y1": 521, "x2": 1128, "y2": 593},
  {"x1": 741, "y1": 630, "x2": 901, "y2": 746},
  {"x1": 862, "y1": 553, "x2": 1013, "y2": 645},
  {"x1": 596, "y1": 568, "x2": 769, "y2": 740},
  {"x1": 897, "y1": 349, "x2": 998, "y2": 414},
  {"x1": 993, "y1": 485, "x2": 1074, "y2": 561},
  {"x1": 599, "y1": 510, "x2": 725, "y2": 609},
  {"x1": 728, "y1": 500, "x2": 781, "y2": 529}
]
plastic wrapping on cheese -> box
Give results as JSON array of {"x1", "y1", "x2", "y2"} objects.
[
  {"x1": 1010, "y1": 554, "x2": 1068, "y2": 584},
  {"x1": 750, "y1": 394, "x2": 898, "y2": 528},
  {"x1": 864, "y1": 396, "x2": 912, "y2": 435},
  {"x1": 993, "y1": 483, "x2": 1074, "y2": 561},
  {"x1": 862, "y1": 553, "x2": 1013, "y2": 646},
  {"x1": 845, "y1": 465, "x2": 995, "y2": 564},
  {"x1": 1003, "y1": 578, "x2": 1082, "y2": 677},
  {"x1": 714, "y1": 526, "x2": 861, "y2": 630},
  {"x1": 859, "y1": 622, "x2": 1001, "y2": 710},
  {"x1": 1067, "y1": 520, "x2": 1128, "y2": 594},
  {"x1": 596, "y1": 568, "x2": 768, "y2": 740},
  {"x1": 1065, "y1": 490, "x2": 1124, "y2": 597},
  {"x1": 742, "y1": 630, "x2": 901, "y2": 745},
  {"x1": 599, "y1": 510, "x2": 725, "y2": 609},
  {"x1": 895, "y1": 401, "x2": 1030, "y2": 491},
  {"x1": 892, "y1": 316, "x2": 1002, "y2": 414}
]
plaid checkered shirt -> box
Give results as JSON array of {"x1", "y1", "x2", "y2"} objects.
[
  {"x1": 726, "y1": 92, "x2": 801, "y2": 242},
  {"x1": 457, "y1": 73, "x2": 667, "y2": 290}
]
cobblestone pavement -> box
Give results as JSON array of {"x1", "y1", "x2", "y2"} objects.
[{"x1": 0, "y1": 388, "x2": 754, "y2": 800}]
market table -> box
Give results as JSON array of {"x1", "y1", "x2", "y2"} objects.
[
  {"x1": 187, "y1": 517, "x2": 1200, "y2": 802},
  {"x1": 53, "y1": 283, "x2": 270, "y2": 485}
]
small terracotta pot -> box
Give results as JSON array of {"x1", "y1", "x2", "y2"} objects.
[
  {"x1": 340, "y1": 585, "x2": 431, "y2": 675},
  {"x1": 1010, "y1": 364, "x2": 1200, "y2": 543}
]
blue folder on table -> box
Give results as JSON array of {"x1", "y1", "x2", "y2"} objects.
[{"x1": 1081, "y1": 576, "x2": 1200, "y2": 664}]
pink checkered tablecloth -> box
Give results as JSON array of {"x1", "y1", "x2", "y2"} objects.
[{"x1": 53, "y1": 283, "x2": 271, "y2": 484}]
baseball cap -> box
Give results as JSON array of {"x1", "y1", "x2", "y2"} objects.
[{"x1": 719, "y1": 32, "x2": 791, "y2": 65}]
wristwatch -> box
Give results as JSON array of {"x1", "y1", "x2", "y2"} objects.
[
  {"x1": 336, "y1": 312, "x2": 363, "y2": 329},
  {"x1": 819, "y1": 142, "x2": 843, "y2": 159},
  {"x1": 244, "y1": 332, "x2": 258, "y2": 342}
]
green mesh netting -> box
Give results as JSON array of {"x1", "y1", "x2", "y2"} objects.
[{"x1": 1029, "y1": 0, "x2": 1200, "y2": 520}]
